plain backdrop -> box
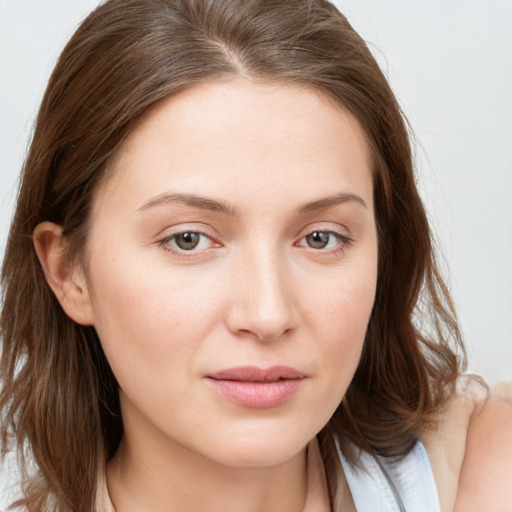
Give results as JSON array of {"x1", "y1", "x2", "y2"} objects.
[{"x1": 1, "y1": 0, "x2": 511, "y2": 389}]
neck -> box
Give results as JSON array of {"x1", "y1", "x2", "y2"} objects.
[{"x1": 106, "y1": 417, "x2": 308, "y2": 512}]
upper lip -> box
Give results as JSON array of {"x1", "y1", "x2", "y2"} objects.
[{"x1": 206, "y1": 366, "x2": 305, "y2": 382}]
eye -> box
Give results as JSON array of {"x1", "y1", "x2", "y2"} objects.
[
  {"x1": 160, "y1": 231, "x2": 214, "y2": 252},
  {"x1": 174, "y1": 232, "x2": 202, "y2": 250},
  {"x1": 304, "y1": 231, "x2": 334, "y2": 249},
  {"x1": 297, "y1": 229, "x2": 350, "y2": 251}
]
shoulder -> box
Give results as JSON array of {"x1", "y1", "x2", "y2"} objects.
[
  {"x1": 454, "y1": 382, "x2": 512, "y2": 512},
  {"x1": 422, "y1": 377, "x2": 483, "y2": 512},
  {"x1": 423, "y1": 377, "x2": 512, "y2": 512}
]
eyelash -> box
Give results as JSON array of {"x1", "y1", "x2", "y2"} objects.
[
  {"x1": 157, "y1": 228, "x2": 353, "y2": 257},
  {"x1": 157, "y1": 230, "x2": 218, "y2": 257},
  {"x1": 295, "y1": 230, "x2": 353, "y2": 255}
]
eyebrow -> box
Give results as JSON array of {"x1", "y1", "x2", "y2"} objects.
[
  {"x1": 137, "y1": 192, "x2": 240, "y2": 216},
  {"x1": 297, "y1": 193, "x2": 368, "y2": 214},
  {"x1": 136, "y1": 191, "x2": 367, "y2": 216}
]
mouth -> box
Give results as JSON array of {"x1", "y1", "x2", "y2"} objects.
[
  {"x1": 207, "y1": 365, "x2": 306, "y2": 382},
  {"x1": 205, "y1": 366, "x2": 305, "y2": 408}
]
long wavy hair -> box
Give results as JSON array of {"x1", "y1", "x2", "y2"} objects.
[{"x1": 1, "y1": 0, "x2": 464, "y2": 510}]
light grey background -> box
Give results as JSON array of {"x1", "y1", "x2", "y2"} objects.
[{"x1": 1, "y1": 0, "x2": 511, "y2": 391}]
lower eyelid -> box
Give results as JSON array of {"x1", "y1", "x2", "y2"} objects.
[
  {"x1": 295, "y1": 231, "x2": 352, "y2": 251},
  {"x1": 157, "y1": 231, "x2": 215, "y2": 252},
  {"x1": 157, "y1": 228, "x2": 352, "y2": 254}
]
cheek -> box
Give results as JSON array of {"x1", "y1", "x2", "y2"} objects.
[
  {"x1": 305, "y1": 261, "x2": 377, "y2": 387},
  {"x1": 285, "y1": 268, "x2": 376, "y2": 440},
  {"x1": 85, "y1": 251, "x2": 223, "y2": 391}
]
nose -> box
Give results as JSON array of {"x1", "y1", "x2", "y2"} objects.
[{"x1": 225, "y1": 246, "x2": 299, "y2": 341}]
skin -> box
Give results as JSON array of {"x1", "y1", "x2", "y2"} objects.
[
  {"x1": 35, "y1": 79, "x2": 378, "y2": 511},
  {"x1": 454, "y1": 386, "x2": 512, "y2": 511},
  {"x1": 33, "y1": 78, "x2": 512, "y2": 511},
  {"x1": 422, "y1": 382, "x2": 512, "y2": 512}
]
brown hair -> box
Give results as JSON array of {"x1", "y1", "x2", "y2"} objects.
[{"x1": 0, "y1": 0, "x2": 464, "y2": 509}]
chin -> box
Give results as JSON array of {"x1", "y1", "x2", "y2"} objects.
[
  {"x1": 215, "y1": 446, "x2": 306, "y2": 469},
  {"x1": 198, "y1": 425, "x2": 315, "y2": 469}
]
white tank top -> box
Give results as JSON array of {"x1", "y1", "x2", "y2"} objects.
[{"x1": 339, "y1": 441, "x2": 440, "y2": 512}]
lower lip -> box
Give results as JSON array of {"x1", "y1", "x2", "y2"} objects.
[{"x1": 206, "y1": 378, "x2": 303, "y2": 408}]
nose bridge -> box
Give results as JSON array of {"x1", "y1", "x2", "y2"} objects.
[{"x1": 228, "y1": 239, "x2": 297, "y2": 340}]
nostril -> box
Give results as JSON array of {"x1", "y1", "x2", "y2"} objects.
[
  {"x1": 225, "y1": 268, "x2": 299, "y2": 341},
  {"x1": 255, "y1": 326, "x2": 294, "y2": 342}
]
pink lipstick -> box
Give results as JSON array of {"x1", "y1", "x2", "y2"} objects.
[{"x1": 206, "y1": 366, "x2": 305, "y2": 408}]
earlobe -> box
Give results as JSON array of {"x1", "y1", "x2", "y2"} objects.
[{"x1": 33, "y1": 222, "x2": 94, "y2": 326}]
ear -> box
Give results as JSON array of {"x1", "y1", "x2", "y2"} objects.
[{"x1": 33, "y1": 222, "x2": 94, "y2": 326}]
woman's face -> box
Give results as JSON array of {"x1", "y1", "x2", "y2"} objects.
[{"x1": 82, "y1": 79, "x2": 378, "y2": 468}]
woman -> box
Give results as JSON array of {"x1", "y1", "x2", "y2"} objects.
[{"x1": 0, "y1": 0, "x2": 510, "y2": 511}]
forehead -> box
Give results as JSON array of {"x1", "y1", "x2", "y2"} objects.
[{"x1": 97, "y1": 78, "x2": 374, "y2": 215}]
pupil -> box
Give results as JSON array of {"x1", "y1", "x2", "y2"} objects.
[
  {"x1": 307, "y1": 231, "x2": 329, "y2": 249},
  {"x1": 176, "y1": 232, "x2": 200, "y2": 250}
]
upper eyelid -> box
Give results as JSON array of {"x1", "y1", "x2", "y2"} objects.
[
  {"x1": 157, "y1": 231, "x2": 219, "y2": 256},
  {"x1": 296, "y1": 230, "x2": 350, "y2": 246},
  {"x1": 159, "y1": 230, "x2": 215, "y2": 245},
  {"x1": 295, "y1": 221, "x2": 352, "y2": 239},
  {"x1": 155, "y1": 222, "x2": 352, "y2": 244},
  {"x1": 156, "y1": 223, "x2": 217, "y2": 239}
]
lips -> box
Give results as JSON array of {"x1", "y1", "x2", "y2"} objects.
[
  {"x1": 206, "y1": 366, "x2": 305, "y2": 408},
  {"x1": 208, "y1": 366, "x2": 306, "y2": 382}
]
